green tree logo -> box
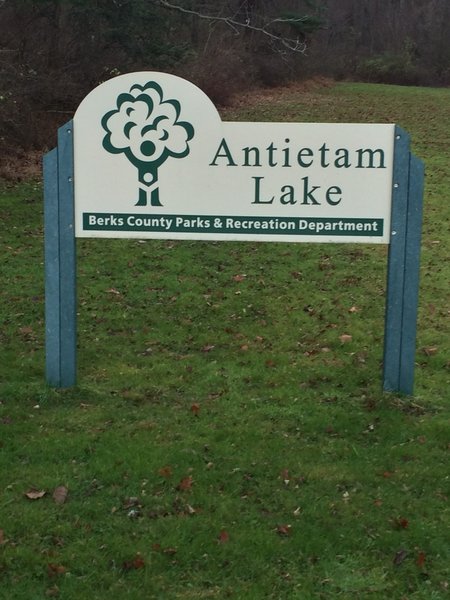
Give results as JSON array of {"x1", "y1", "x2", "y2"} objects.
[{"x1": 101, "y1": 81, "x2": 195, "y2": 207}]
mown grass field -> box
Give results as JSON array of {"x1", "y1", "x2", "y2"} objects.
[{"x1": 0, "y1": 82, "x2": 449, "y2": 599}]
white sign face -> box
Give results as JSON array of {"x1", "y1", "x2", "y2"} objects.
[{"x1": 74, "y1": 72, "x2": 395, "y2": 243}]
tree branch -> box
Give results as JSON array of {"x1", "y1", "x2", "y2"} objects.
[{"x1": 155, "y1": 0, "x2": 307, "y2": 53}]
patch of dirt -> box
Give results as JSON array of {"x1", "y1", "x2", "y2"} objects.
[
  {"x1": 0, "y1": 150, "x2": 44, "y2": 182},
  {"x1": 228, "y1": 77, "x2": 335, "y2": 109}
]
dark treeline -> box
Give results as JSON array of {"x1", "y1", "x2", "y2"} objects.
[
  {"x1": 1, "y1": 0, "x2": 449, "y2": 165},
  {"x1": 317, "y1": 0, "x2": 450, "y2": 85}
]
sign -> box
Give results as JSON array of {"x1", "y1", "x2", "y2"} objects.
[
  {"x1": 44, "y1": 72, "x2": 424, "y2": 395},
  {"x1": 74, "y1": 72, "x2": 394, "y2": 243}
]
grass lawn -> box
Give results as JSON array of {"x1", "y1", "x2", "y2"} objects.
[{"x1": 0, "y1": 82, "x2": 449, "y2": 599}]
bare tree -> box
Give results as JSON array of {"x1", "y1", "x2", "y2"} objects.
[{"x1": 155, "y1": 0, "x2": 310, "y2": 53}]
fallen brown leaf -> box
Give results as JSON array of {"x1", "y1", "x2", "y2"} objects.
[
  {"x1": 158, "y1": 466, "x2": 173, "y2": 478},
  {"x1": 202, "y1": 344, "x2": 215, "y2": 353},
  {"x1": 0, "y1": 529, "x2": 4, "y2": 545},
  {"x1": 190, "y1": 403, "x2": 200, "y2": 416},
  {"x1": 186, "y1": 504, "x2": 196, "y2": 515},
  {"x1": 45, "y1": 586, "x2": 60, "y2": 597},
  {"x1": 393, "y1": 549, "x2": 408, "y2": 566},
  {"x1": 52, "y1": 486, "x2": 68, "y2": 505},
  {"x1": 122, "y1": 554, "x2": 145, "y2": 571},
  {"x1": 339, "y1": 334, "x2": 353, "y2": 343},
  {"x1": 47, "y1": 563, "x2": 67, "y2": 578},
  {"x1": 276, "y1": 524, "x2": 292, "y2": 536},
  {"x1": 25, "y1": 489, "x2": 46, "y2": 500},
  {"x1": 416, "y1": 551, "x2": 426, "y2": 569},
  {"x1": 123, "y1": 496, "x2": 141, "y2": 509},
  {"x1": 162, "y1": 547, "x2": 177, "y2": 555},
  {"x1": 218, "y1": 529, "x2": 229, "y2": 543},
  {"x1": 280, "y1": 468, "x2": 290, "y2": 483},
  {"x1": 392, "y1": 517, "x2": 409, "y2": 530},
  {"x1": 422, "y1": 346, "x2": 438, "y2": 356},
  {"x1": 176, "y1": 476, "x2": 193, "y2": 491},
  {"x1": 19, "y1": 326, "x2": 34, "y2": 336}
]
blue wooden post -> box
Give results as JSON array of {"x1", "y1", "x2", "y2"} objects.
[
  {"x1": 398, "y1": 154, "x2": 425, "y2": 393},
  {"x1": 44, "y1": 148, "x2": 60, "y2": 386},
  {"x1": 383, "y1": 126, "x2": 424, "y2": 395},
  {"x1": 44, "y1": 120, "x2": 77, "y2": 387}
]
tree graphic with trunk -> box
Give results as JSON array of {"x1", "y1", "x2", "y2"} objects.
[{"x1": 101, "y1": 81, "x2": 195, "y2": 207}]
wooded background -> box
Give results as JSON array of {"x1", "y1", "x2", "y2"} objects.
[{"x1": 1, "y1": 0, "x2": 449, "y2": 169}]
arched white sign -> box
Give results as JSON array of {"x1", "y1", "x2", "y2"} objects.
[{"x1": 74, "y1": 72, "x2": 394, "y2": 244}]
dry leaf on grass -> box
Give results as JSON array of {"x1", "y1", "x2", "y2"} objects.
[
  {"x1": 47, "y1": 563, "x2": 66, "y2": 577},
  {"x1": 158, "y1": 466, "x2": 173, "y2": 478},
  {"x1": 202, "y1": 344, "x2": 215, "y2": 353},
  {"x1": 280, "y1": 468, "x2": 290, "y2": 483},
  {"x1": 276, "y1": 524, "x2": 292, "y2": 536},
  {"x1": 218, "y1": 529, "x2": 229, "y2": 543},
  {"x1": 416, "y1": 551, "x2": 426, "y2": 569},
  {"x1": 422, "y1": 346, "x2": 438, "y2": 356},
  {"x1": 45, "y1": 585, "x2": 60, "y2": 597},
  {"x1": 122, "y1": 554, "x2": 145, "y2": 571},
  {"x1": 393, "y1": 549, "x2": 408, "y2": 566},
  {"x1": 176, "y1": 476, "x2": 193, "y2": 491},
  {"x1": 25, "y1": 489, "x2": 46, "y2": 500},
  {"x1": 392, "y1": 517, "x2": 409, "y2": 530},
  {"x1": 52, "y1": 486, "x2": 68, "y2": 505},
  {"x1": 190, "y1": 403, "x2": 200, "y2": 416},
  {"x1": 339, "y1": 334, "x2": 353, "y2": 343}
]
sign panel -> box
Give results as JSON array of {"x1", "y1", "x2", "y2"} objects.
[{"x1": 74, "y1": 72, "x2": 395, "y2": 243}]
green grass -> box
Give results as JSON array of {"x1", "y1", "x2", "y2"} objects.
[{"x1": 0, "y1": 82, "x2": 449, "y2": 599}]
